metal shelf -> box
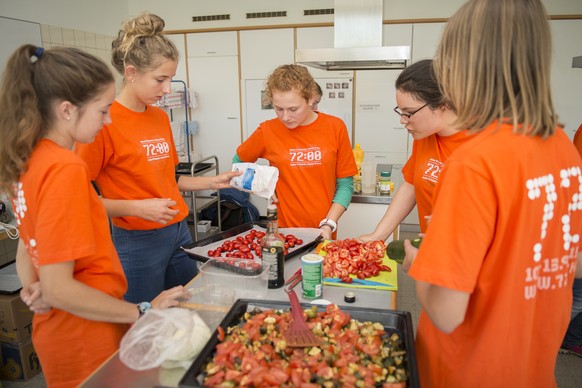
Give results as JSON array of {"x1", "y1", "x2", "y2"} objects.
[{"x1": 180, "y1": 155, "x2": 222, "y2": 241}]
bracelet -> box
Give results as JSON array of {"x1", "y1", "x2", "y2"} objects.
[{"x1": 319, "y1": 218, "x2": 337, "y2": 233}]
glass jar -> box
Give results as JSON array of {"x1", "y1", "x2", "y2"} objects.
[
  {"x1": 379, "y1": 171, "x2": 391, "y2": 196},
  {"x1": 353, "y1": 174, "x2": 362, "y2": 194}
]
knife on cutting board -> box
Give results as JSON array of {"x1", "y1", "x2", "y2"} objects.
[{"x1": 285, "y1": 234, "x2": 323, "y2": 260}]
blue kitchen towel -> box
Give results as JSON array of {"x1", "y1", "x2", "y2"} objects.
[{"x1": 186, "y1": 120, "x2": 198, "y2": 135}]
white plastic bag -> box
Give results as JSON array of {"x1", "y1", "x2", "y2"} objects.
[
  {"x1": 119, "y1": 308, "x2": 212, "y2": 371},
  {"x1": 230, "y1": 162, "x2": 279, "y2": 199}
]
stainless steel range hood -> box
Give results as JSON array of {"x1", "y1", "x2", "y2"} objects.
[{"x1": 296, "y1": 0, "x2": 410, "y2": 71}]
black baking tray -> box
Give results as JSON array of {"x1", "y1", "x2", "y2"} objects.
[
  {"x1": 179, "y1": 299, "x2": 419, "y2": 388},
  {"x1": 181, "y1": 221, "x2": 323, "y2": 264}
]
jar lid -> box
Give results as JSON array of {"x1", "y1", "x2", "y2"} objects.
[
  {"x1": 380, "y1": 171, "x2": 391, "y2": 177},
  {"x1": 344, "y1": 291, "x2": 356, "y2": 303}
]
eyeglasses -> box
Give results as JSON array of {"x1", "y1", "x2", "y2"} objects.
[{"x1": 393, "y1": 103, "x2": 428, "y2": 120}]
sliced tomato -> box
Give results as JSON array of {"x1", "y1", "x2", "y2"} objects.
[
  {"x1": 204, "y1": 371, "x2": 225, "y2": 386},
  {"x1": 217, "y1": 326, "x2": 225, "y2": 341},
  {"x1": 263, "y1": 367, "x2": 289, "y2": 385}
]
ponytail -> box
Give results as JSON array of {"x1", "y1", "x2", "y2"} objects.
[{"x1": 0, "y1": 45, "x2": 114, "y2": 196}]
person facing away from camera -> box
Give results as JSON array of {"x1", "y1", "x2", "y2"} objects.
[{"x1": 403, "y1": 0, "x2": 582, "y2": 386}]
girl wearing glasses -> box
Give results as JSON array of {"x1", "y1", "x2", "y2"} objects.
[{"x1": 359, "y1": 59, "x2": 473, "y2": 241}]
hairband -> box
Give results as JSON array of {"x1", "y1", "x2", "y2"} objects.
[{"x1": 30, "y1": 47, "x2": 44, "y2": 64}]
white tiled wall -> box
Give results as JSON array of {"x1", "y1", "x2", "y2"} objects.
[{"x1": 40, "y1": 24, "x2": 117, "y2": 80}]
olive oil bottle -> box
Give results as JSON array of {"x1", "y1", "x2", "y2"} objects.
[{"x1": 261, "y1": 205, "x2": 285, "y2": 288}]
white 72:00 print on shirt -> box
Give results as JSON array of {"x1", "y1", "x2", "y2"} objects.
[
  {"x1": 141, "y1": 138, "x2": 170, "y2": 162},
  {"x1": 289, "y1": 147, "x2": 322, "y2": 167}
]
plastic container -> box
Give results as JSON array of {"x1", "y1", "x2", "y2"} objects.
[
  {"x1": 197, "y1": 220, "x2": 211, "y2": 233},
  {"x1": 301, "y1": 253, "x2": 323, "y2": 299},
  {"x1": 379, "y1": 171, "x2": 391, "y2": 195},
  {"x1": 199, "y1": 258, "x2": 269, "y2": 299},
  {"x1": 361, "y1": 161, "x2": 377, "y2": 194}
]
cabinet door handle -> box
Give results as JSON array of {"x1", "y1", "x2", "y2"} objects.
[{"x1": 226, "y1": 117, "x2": 238, "y2": 120}]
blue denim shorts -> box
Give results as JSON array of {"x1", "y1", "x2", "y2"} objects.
[{"x1": 112, "y1": 219, "x2": 198, "y2": 303}]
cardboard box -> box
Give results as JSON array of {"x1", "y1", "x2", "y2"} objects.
[
  {"x1": 0, "y1": 338, "x2": 41, "y2": 381},
  {"x1": 0, "y1": 293, "x2": 33, "y2": 342}
]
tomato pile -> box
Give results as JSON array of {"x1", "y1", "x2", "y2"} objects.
[
  {"x1": 203, "y1": 304, "x2": 408, "y2": 387},
  {"x1": 322, "y1": 239, "x2": 389, "y2": 283},
  {"x1": 207, "y1": 229, "x2": 304, "y2": 259}
]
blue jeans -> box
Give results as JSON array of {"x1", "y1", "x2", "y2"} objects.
[
  {"x1": 112, "y1": 220, "x2": 198, "y2": 303},
  {"x1": 563, "y1": 277, "x2": 582, "y2": 347}
]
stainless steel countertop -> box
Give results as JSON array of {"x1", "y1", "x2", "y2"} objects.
[{"x1": 352, "y1": 192, "x2": 392, "y2": 204}]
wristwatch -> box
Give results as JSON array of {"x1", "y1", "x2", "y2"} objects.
[
  {"x1": 319, "y1": 218, "x2": 337, "y2": 233},
  {"x1": 137, "y1": 301, "x2": 152, "y2": 318}
]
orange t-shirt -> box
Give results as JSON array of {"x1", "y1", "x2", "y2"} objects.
[
  {"x1": 409, "y1": 123, "x2": 582, "y2": 387},
  {"x1": 402, "y1": 130, "x2": 473, "y2": 232},
  {"x1": 75, "y1": 101, "x2": 188, "y2": 230},
  {"x1": 573, "y1": 123, "x2": 582, "y2": 157},
  {"x1": 14, "y1": 139, "x2": 128, "y2": 387},
  {"x1": 237, "y1": 112, "x2": 357, "y2": 228}
]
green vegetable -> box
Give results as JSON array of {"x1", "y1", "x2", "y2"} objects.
[
  {"x1": 386, "y1": 238, "x2": 422, "y2": 264},
  {"x1": 305, "y1": 306, "x2": 318, "y2": 319}
]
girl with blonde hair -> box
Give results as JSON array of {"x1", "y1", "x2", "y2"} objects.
[
  {"x1": 405, "y1": 0, "x2": 582, "y2": 386},
  {"x1": 234, "y1": 64, "x2": 357, "y2": 240},
  {"x1": 76, "y1": 13, "x2": 240, "y2": 303}
]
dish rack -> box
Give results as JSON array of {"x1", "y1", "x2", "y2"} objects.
[{"x1": 179, "y1": 155, "x2": 222, "y2": 241}]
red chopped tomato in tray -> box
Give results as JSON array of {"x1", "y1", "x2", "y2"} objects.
[
  {"x1": 206, "y1": 229, "x2": 304, "y2": 260},
  {"x1": 321, "y1": 239, "x2": 391, "y2": 283},
  {"x1": 203, "y1": 304, "x2": 408, "y2": 387}
]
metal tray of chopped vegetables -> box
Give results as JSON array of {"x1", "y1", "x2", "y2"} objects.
[{"x1": 179, "y1": 299, "x2": 419, "y2": 387}]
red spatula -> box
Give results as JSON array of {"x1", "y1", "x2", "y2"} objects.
[{"x1": 284, "y1": 288, "x2": 322, "y2": 347}]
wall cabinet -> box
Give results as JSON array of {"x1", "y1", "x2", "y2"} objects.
[
  {"x1": 166, "y1": 34, "x2": 189, "y2": 82},
  {"x1": 337, "y1": 203, "x2": 396, "y2": 243},
  {"x1": 410, "y1": 22, "x2": 446, "y2": 62},
  {"x1": 354, "y1": 69, "x2": 409, "y2": 164},
  {"x1": 186, "y1": 31, "x2": 238, "y2": 57},
  {"x1": 187, "y1": 31, "x2": 241, "y2": 171},
  {"x1": 353, "y1": 24, "x2": 413, "y2": 165},
  {"x1": 239, "y1": 28, "x2": 294, "y2": 79},
  {"x1": 239, "y1": 28, "x2": 295, "y2": 143},
  {"x1": 550, "y1": 20, "x2": 582, "y2": 138}
]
